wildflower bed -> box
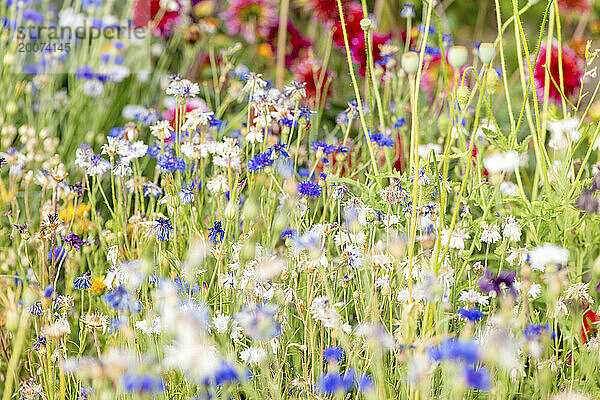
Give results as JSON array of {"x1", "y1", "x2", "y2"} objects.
[{"x1": 1, "y1": 0, "x2": 600, "y2": 399}]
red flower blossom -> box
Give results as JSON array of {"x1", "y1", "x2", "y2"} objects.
[
  {"x1": 531, "y1": 42, "x2": 584, "y2": 104},
  {"x1": 350, "y1": 32, "x2": 392, "y2": 77},
  {"x1": 558, "y1": 0, "x2": 591, "y2": 15},
  {"x1": 221, "y1": 0, "x2": 278, "y2": 43},
  {"x1": 581, "y1": 307, "x2": 600, "y2": 342},
  {"x1": 267, "y1": 21, "x2": 312, "y2": 67},
  {"x1": 332, "y1": 2, "x2": 364, "y2": 48},
  {"x1": 291, "y1": 57, "x2": 334, "y2": 102},
  {"x1": 307, "y1": 0, "x2": 348, "y2": 23},
  {"x1": 133, "y1": 0, "x2": 182, "y2": 36}
]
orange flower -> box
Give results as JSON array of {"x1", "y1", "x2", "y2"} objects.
[{"x1": 90, "y1": 276, "x2": 106, "y2": 293}]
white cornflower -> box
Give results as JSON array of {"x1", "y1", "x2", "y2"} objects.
[
  {"x1": 135, "y1": 316, "x2": 161, "y2": 335},
  {"x1": 480, "y1": 222, "x2": 501, "y2": 244},
  {"x1": 150, "y1": 120, "x2": 173, "y2": 140},
  {"x1": 207, "y1": 174, "x2": 229, "y2": 194},
  {"x1": 506, "y1": 247, "x2": 529, "y2": 267},
  {"x1": 101, "y1": 136, "x2": 127, "y2": 156},
  {"x1": 500, "y1": 181, "x2": 518, "y2": 196},
  {"x1": 245, "y1": 126, "x2": 264, "y2": 143},
  {"x1": 528, "y1": 244, "x2": 569, "y2": 271},
  {"x1": 112, "y1": 159, "x2": 132, "y2": 177},
  {"x1": 458, "y1": 289, "x2": 490, "y2": 307},
  {"x1": 441, "y1": 228, "x2": 470, "y2": 251},
  {"x1": 242, "y1": 73, "x2": 267, "y2": 94},
  {"x1": 483, "y1": 150, "x2": 520, "y2": 173},
  {"x1": 240, "y1": 346, "x2": 267, "y2": 365},
  {"x1": 547, "y1": 118, "x2": 580, "y2": 150},
  {"x1": 502, "y1": 216, "x2": 522, "y2": 242},
  {"x1": 563, "y1": 282, "x2": 592, "y2": 305},
  {"x1": 212, "y1": 314, "x2": 231, "y2": 334},
  {"x1": 166, "y1": 77, "x2": 200, "y2": 97}
]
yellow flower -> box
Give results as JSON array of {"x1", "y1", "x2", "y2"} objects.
[
  {"x1": 257, "y1": 43, "x2": 273, "y2": 59},
  {"x1": 58, "y1": 203, "x2": 91, "y2": 222},
  {"x1": 90, "y1": 276, "x2": 106, "y2": 293}
]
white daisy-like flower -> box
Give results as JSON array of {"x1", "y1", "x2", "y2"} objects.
[
  {"x1": 484, "y1": 150, "x2": 520, "y2": 173},
  {"x1": 528, "y1": 244, "x2": 569, "y2": 271},
  {"x1": 458, "y1": 289, "x2": 490, "y2": 306},
  {"x1": 502, "y1": 216, "x2": 522, "y2": 242},
  {"x1": 480, "y1": 222, "x2": 501, "y2": 244},
  {"x1": 441, "y1": 228, "x2": 470, "y2": 251},
  {"x1": 135, "y1": 316, "x2": 161, "y2": 336},
  {"x1": 240, "y1": 346, "x2": 267, "y2": 365}
]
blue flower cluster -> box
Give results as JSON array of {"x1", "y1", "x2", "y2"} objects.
[{"x1": 428, "y1": 338, "x2": 490, "y2": 391}]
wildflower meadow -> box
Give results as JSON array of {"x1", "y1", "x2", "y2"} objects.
[{"x1": 2, "y1": 0, "x2": 600, "y2": 399}]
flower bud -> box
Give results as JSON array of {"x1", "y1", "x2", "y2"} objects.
[
  {"x1": 448, "y1": 45, "x2": 468, "y2": 69},
  {"x1": 3, "y1": 53, "x2": 15, "y2": 66},
  {"x1": 224, "y1": 201, "x2": 237, "y2": 221},
  {"x1": 486, "y1": 69, "x2": 500, "y2": 94},
  {"x1": 360, "y1": 18, "x2": 371, "y2": 31},
  {"x1": 401, "y1": 52, "x2": 419, "y2": 75},
  {"x1": 457, "y1": 85, "x2": 470, "y2": 109},
  {"x1": 6, "y1": 102, "x2": 17, "y2": 116},
  {"x1": 478, "y1": 42, "x2": 495, "y2": 64}
]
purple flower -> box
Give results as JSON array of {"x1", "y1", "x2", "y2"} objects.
[
  {"x1": 464, "y1": 366, "x2": 491, "y2": 391},
  {"x1": 478, "y1": 269, "x2": 517, "y2": 296},
  {"x1": 208, "y1": 221, "x2": 225, "y2": 243},
  {"x1": 64, "y1": 232, "x2": 85, "y2": 250}
]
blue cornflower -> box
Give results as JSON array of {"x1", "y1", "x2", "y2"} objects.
[
  {"x1": 269, "y1": 141, "x2": 290, "y2": 158},
  {"x1": 157, "y1": 152, "x2": 185, "y2": 174},
  {"x1": 43, "y1": 285, "x2": 54, "y2": 298},
  {"x1": 428, "y1": 338, "x2": 480, "y2": 365},
  {"x1": 32, "y1": 336, "x2": 47, "y2": 351},
  {"x1": 297, "y1": 180, "x2": 322, "y2": 198},
  {"x1": 331, "y1": 183, "x2": 350, "y2": 200},
  {"x1": 280, "y1": 117, "x2": 299, "y2": 128},
  {"x1": 523, "y1": 323, "x2": 553, "y2": 340},
  {"x1": 280, "y1": 228, "x2": 297, "y2": 240},
  {"x1": 457, "y1": 307, "x2": 485, "y2": 322},
  {"x1": 104, "y1": 286, "x2": 141, "y2": 313},
  {"x1": 318, "y1": 371, "x2": 355, "y2": 395},
  {"x1": 179, "y1": 181, "x2": 197, "y2": 205},
  {"x1": 369, "y1": 133, "x2": 395, "y2": 148},
  {"x1": 394, "y1": 117, "x2": 406, "y2": 128},
  {"x1": 147, "y1": 143, "x2": 161, "y2": 158},
  {"x1": 22, "y1": 9, "x2": 44, "y2": 24},
  {"x1": 143, "y1": 182, "x2": 163, "y2": 197},
  {"x1": 464, "y1": 366, "x2": 491, "y2": 391},
  {"x1": 208, "y1": 221, "x2": 225, "y2": 243},
  {"x1": 48, "y1": 246, "x2": 68, "y2": 263},
  {"x1": 418, "y1": 24, "x2": 436, "y2": 34},
  {"x1": 154, "y1": 218, "x2": 173, "y2": 241},
  {"x1": 424, "y1": 45, "x2": 441, "y2": 56},
  {"x1": 76, "y1": 66, "x2": 95, "y2": 80},
  {"x1": 214, "y1": 361, "x2": 240, "y2": 385},
  {"x1": 400, "y1": 2, "x2": 415, "y2": 18},
  {"x1": 29, "y1": 302, "x2": 43, "y2": 316},
  {"x1": 174, "y1": 276, "x2": 202, "y2": 296},
  {"x1": 248, "y1": 151, "x2": 274, "y2": 172},
  {"x1": 121, "y1": 373, "x2": 164, "y2": 394},
  {"x1": 323, "y1": 347, "x2": 345, "y2": 363},
  {"x1": 297, "y1": 106, "x2": 313, "y2": 121},
  {"x1": 311, "y1": 141, "x2": 336, "y2": 156},
  {"x1": 73, "y1": 272, "x2": 92, "y2": 290},
  {"x1": 209, "y1": 116, "x2": 225, "y2": 131}
]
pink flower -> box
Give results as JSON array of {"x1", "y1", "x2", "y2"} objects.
[
  {"x1": 133, "y1": 0, "x2": 182, "y2": 37},
  {"x1": 531, "y1": 42, "x2": 583, "y2": 104},
  {"x1": 221, "y1": 0, "x2": 278, "y2": 43},
  {"x1": 307, "y1": 0, "x2": 348, "y2": 23},
  {"x1": 558, "y1": 0, "x2": 591, "y2": 15}
]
